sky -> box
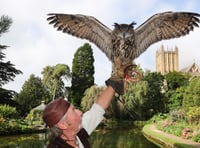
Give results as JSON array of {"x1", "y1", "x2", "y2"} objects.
[{"x1": 1, "y1": 0, "x2": 200, "y2": 93}]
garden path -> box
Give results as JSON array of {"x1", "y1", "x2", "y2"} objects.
[{"x1": 150, "y1": 125, "x2": 200, "y2": 148}]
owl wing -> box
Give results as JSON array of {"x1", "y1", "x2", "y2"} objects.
[
  {"x1": 134, "y1": 11, "x2": 200, "y2": 58},
  {"x1": 47, "y1": 14, "x2": 113, "y2": 60}
]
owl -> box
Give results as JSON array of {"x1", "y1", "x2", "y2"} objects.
[{"x1": 47, "y1": 11, "x2": 200, "y2": 80}]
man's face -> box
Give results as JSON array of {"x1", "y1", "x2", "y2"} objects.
[{"x1": 64, "y1": 105, "x2": 83, "y2": 133}]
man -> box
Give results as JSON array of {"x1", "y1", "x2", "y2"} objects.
[{"x1": 42, "y1": 79, "x2": 123, "y2": 148}]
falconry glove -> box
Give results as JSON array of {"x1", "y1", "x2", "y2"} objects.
[{"x1": 105, "y1": 78, "x2": 124, "y2": 95}]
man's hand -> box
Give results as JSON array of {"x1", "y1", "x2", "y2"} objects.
[{"x1": 105, "y1": 79, "x2": 124, "y2": 95}]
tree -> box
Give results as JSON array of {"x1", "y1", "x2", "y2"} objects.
[
  {"x1": 142, "y1": 72, "x2": 165, "y2": 118},
  {"x1": 81, "y1": 85, "x2": 125, "y2": 119},
  {"x1": 165, "y1": 71, "x2": 190, "y2": 112},
  {"x1": 42, "y1": 64, "x2": 71, "y2": 101},
  {"x1": 183, "y1": 77, "x2": 200, "y2": 111},
  {"x1": 123, "y1": 81, "x2": 149, "y2": 120},
  {"x1": 70, "y1": 43, "x2": 94, "y2": 107},
  {"x1": 81, "y1": 85, "x2": 104, "y2": 111},
  {"x1": 0, "y1": 15, "x2": 22, "y2": 103},
  {"x1": 0, "y1": 15, "x2": 12, "y2": 36},
  {"x1": 166, "y1": 86, "x2": 185, "y2": 111},
  {"x1": 14, "y1": 74, "x2": 49, "y2": 116},
  {"x1": 0, "y1": 88, "x2": 21, "y2": 113},
  {"x1": 0, "y1": 15, "x2": 22, "y2": 87},
  {"x1": 0, "y1": 49, "x2": 22, "y2": 87},
  {"x1": 118, "y1": 71, "x2": 165, "y2": 120},
  {"x1": 165, "y1": 71, "x2": 189, "y2": 90}
]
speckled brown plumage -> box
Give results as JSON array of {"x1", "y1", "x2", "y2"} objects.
[{"x1": 47, "y1": 11, "x2": 200, "y2": 79}]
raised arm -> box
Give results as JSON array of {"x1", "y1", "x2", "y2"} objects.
[
  {"x1": 96, "y1": 86, "x2": 115, "y2": 110},
  {"x1": 96, "y1": 79, "x2": 124, "y2": 110}
]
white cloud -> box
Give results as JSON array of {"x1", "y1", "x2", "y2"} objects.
[{"x1": 1, "y1": 0, "x2": 200, "y2": 92}]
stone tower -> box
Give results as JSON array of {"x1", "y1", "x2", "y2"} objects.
[{"x1": 156, "y1": 45, "x2": 179, "y2": 75}]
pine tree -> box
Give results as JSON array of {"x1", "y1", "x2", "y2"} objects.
[{"x1": 0, "y1": 15, "x2": 22, "y2": 103}]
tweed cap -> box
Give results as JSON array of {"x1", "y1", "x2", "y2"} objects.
[{"x1": 42, "y1": 98, "x2": 70, "y2": 127}]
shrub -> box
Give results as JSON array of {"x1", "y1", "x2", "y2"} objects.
[
  {"x1": 149, "y1": 113, "x2": 168, "y2": 123},
  {"x1": 193, "y1": 134, "x2": 200, "y2": 143},
  {"x1": 0, "y1": 105, "x2": 20, "y2": 119},
  {"x1": 0, "y1": 114, "x2": 5, "y2": 123},
  {"x1": 182, "y1": 127, "x2": 191, "y2": 139},
  {"x1": 163, "y1": 124, "x2": 184, "y2": 137},
  {"x1": 186, "y1": 107, "x2": 200, "y2": 124},
  {"x1": 25, "y1": 109, "x2": 44, "y2": 126},
  {"x1": 169, "y1": 109, "x2": 186, "y2": 122}
]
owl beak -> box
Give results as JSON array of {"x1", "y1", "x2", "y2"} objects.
[{"x1": 123, "y1": 33, "x2": 126, "y2": 38}]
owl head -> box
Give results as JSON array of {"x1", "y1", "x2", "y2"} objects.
[{"x1": 113, "y1": 22, "x2": 136, "y2": 39}]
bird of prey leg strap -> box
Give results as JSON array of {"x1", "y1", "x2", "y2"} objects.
[
  {"x1": 124, "y1": 64, "x2": 142, "y2": 83},
  {"x1": 124, "y1": 64, "x2": 142, "y2": 92}
]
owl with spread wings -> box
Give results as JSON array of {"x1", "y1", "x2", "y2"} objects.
[{"x1": 47, "y1": 11, "x2": 200, "y2": 81}]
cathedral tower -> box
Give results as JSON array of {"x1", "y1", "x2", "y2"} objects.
[{"x1": 156, "y1": 45, "x2": 179, "y2": 75}]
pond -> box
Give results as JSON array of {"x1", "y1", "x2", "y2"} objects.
[{"x1": 0, "y1": 122, "x2": 158, "y2": 148}]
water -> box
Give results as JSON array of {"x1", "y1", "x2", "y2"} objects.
[
  {"x1": 89, "y1": 123, "x2": 158, "y2": 148},
  {"x1": 0, "y1": 133, "x2": 48, "y2": 148},
  {"x1": 0, "y1": 123, "x2": 158, "y2": 148}
]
